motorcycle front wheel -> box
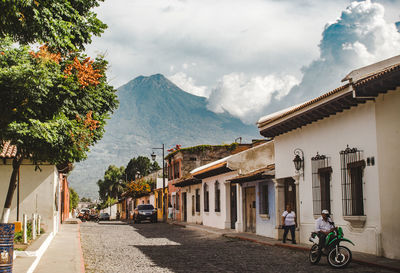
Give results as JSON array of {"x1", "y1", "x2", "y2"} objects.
[
  {"x1": 327, "y1": 245, "x2": 352, "y2": 268},
  {"x1": 309, "y1": 244, "x2": 321, "y2": 264}
]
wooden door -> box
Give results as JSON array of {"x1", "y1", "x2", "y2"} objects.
[
  {"x1": 230, "y1": 185, "x2": 237, "y2": 229},
  {"x1": 182, "y1": 192, "x2": 187, "y2": 222},
  {"x1": 284, "y1": 178, "x2": 296, "y2": 212},
  {"x1": 245, "y1": 187, "x2": 256, "y2": 233}
]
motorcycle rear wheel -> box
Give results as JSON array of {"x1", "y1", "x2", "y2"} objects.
[
  {"x1": 327, "y1": 245, "x2": 352, "y2": 268},
  {"x1": 309, "y1": 244, "x2": 321, "y2": 264}
]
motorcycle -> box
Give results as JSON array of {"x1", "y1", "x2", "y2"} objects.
[{"x1": 309, "y1": 222, "x2": 354, "y2": 268}]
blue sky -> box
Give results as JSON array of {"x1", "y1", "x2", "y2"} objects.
[{"x1": 86, "y1": 0, "x2": 400, "y2": 124}]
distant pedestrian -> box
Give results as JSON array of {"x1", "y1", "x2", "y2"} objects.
[
  {"x1": 168, "y1": 203, "x2": 173, "y2": 220},
  {"x1": 282, "y1": 205, "x2": 296, "y2": 244}
]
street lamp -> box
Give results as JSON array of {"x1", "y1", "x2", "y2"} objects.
[
  {"x1": 151, "y1": 144, "x2": 166, "y2": 222},
  {"x1": 293, "y1": 148, "x2": 304, "y2": 179}
]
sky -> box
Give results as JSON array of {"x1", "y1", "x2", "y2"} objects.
[{"x1": 86, "y1": 0, "x2": 400, "y2": 124}]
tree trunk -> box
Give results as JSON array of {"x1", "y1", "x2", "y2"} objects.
[{"x1": 1, "y1": 155, "x2": 23, "y2": 223}]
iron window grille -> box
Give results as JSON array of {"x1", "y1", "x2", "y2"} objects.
[
  {"x1": 311, "y1": 153, "x2": 332, "y2": 215},
  {"x1": 204, "y1": 183, "x2": 209, "y2": 212},
  {"x1": 340, "y1": 146, "x2": 365, "y2": 216},
  {"x1": 215, "y1": 181, "x2": 221, "y2": 212}
]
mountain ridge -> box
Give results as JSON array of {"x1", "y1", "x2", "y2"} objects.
[{"x1": 68, "y1": 74, "x2": 259, "y2": 198}]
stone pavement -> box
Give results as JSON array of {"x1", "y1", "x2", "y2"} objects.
[
  {"x1": 80, "y1": 220, "x2": 394, "y2": 272},
  {"x1": 172, "y1": 221, "x2": 400, "y2": 272},
  {"x1": 33, "y1": 223, "x2": 84, "y2": 273}
]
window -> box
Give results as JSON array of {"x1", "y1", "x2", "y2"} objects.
[
  {"x1": 192, "y1": 195, "x2": 195, "y2": 215},
  {"x1": 311, "y1": 153, "x2": 332, "y2": 215},
  {"x1": 195, "y1": 189, "x2": 200, "y2": 212},
  {"x1": 173, "y1": 161, "x2": 180, "y2": 179},
  {"x1": 168, "y1": 164, "x2": 173, "y2": 180},
  {"x1": 204, "y1": 184, "x2": 209, "y2": 212},
  {"x1": 215, "y1": 181, "x2": 221, "y2": 212},
  {"x1": 259, "y1": 184, "x2": 269, "y2": 215},
  {"x1": 340, "y1": 146, "x2": 365, "y2": 216}
]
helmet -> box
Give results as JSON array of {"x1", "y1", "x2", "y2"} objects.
[{"x1": 321, "y1": 209, "x2": 329, "y2": 215}]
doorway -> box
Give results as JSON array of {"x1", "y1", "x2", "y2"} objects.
[
  {"x1": 182, "y1": 192, "x2": 187, "y2": 222},
  {"x1": 284, "y1": 178, "x2": 296, "y2": 212},
  {"x1": 245, "y1": 187, "x2": 256, "y2": 233},
  {"x1": 230, "y1": 185, "x2": 237, "y2": 229}
]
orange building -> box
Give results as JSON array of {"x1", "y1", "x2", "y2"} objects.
[{"x1": 59, "y1": 174, "x2": 70, "y2": 223}]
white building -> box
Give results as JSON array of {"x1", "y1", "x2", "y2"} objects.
[
  {"x1": 257, "y1": 56, "x2": 400, "y2": 259},
  {"x1": 0, "y1": 142, "x2": 61, "y2": 234},
  {"x1": 226, "y1": 141, "x2": 276, "y2": 238}
]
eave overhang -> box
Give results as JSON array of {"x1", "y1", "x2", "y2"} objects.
[{"x1": 258, "y1": 61, "x2": 400, "y2": 138}]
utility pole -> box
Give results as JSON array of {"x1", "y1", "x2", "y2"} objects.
[{"x1": 151, "y1": 144, "x2": 167, "y2": 222}]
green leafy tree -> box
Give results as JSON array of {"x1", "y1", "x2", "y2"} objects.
[
  {"x1": 0, "y1": 0, "x2": 107, "y2": 52},
  {"x1": 125, "y1": 156, "x2": 160, "y2": 181},
  {"x1": 97, "y1": 165, "x2": 126, "y2": 206},
  {"x1": 0, "y1": 40, "x2": 118, "y2": 223},
  {"x1": 69, "y1": 188, "x2": 79, "y2": 211}
]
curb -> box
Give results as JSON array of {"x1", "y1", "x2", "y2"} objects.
[{"x1": 77, "y1": 223, "x2": 85, "y2": 273}]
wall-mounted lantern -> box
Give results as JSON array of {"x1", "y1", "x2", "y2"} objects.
[{"x1": 293, "y1": 148, "x2": 304, "y2": 178}]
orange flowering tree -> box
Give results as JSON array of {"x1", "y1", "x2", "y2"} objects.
[
  {"x1": 0, "y1": 38, "x2": 118, "y2": 223},
  {"x1": 125, "y1": 178, "x2": 155, "y2": 199}
]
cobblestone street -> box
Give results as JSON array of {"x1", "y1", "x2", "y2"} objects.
[{"x1": 80, "y1": 221, "x2": 392, "y2": 273}]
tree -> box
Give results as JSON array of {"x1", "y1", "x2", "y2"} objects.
[
  {"x1": 97, "y1": 165, "x2": 126, "y2": 205},
  {"x1": 0, "y1": 41, "x2": 118, "y2": 223},
  {"x1": 0, "y1": 0, "x2": 107, "y2": 53},
  {"x1": 125, "y1": 156, "x2": 160, "y2": 181},
  {"x1": 69, "y1": 188, "x2": 79, "y2": 211}
]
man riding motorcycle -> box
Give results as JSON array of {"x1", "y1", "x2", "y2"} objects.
[{"x1": 315, "y1": 209, "x2": 334, "y2": 250}]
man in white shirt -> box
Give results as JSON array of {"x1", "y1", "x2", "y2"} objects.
[{"x1": 315, "y1": 209, "x2": 334, "y2": 249}]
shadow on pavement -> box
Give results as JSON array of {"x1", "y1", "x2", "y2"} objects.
[{"x1": 124, "y1": 223, "x2": 377, "y2": 273}]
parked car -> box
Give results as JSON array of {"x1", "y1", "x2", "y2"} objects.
[
  {"x1": 99, "y1": 212, "x2": 110, "y2": 221},
  {"x1": 133, "y1": 204, "x2": 157, "y2": 223}
]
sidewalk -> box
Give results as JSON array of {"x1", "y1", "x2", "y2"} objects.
[
  {"x1": 170, "y1": 221, "x2": 400, "y2": 272},
  {"x1": 33, "y1": 222, "x2": 84, "y2": 273}
]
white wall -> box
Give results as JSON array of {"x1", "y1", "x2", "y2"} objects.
[
  {"x1": 101, "y1": 203, "x2": 118, "y2": 220},
  {"x1": 183, "y1": 184, "x2": 202, "y2": 224},
  {"x1": 274, "y1": 100, "x2": 381, "y2": 255},
  {"x1": 202, "y1": 171, "x2": 237, "y2": 230},
  {"x1": 375, "y1": 88, "x2": 400, "y2": 259},
  {"x1": 0, "y1": 162, "x2": 59, "y2": 234}
]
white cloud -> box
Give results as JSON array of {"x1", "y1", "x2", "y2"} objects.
[
  {"x1": 207, "y1": 73, "x2": 299, "y2": 123},
  {"x1": 286, "y1": 0, "x2": 400, "y2": 102},
  {"x1": 206, "y1": 0, "x2": 400, "y2": 124},
  {"x1": 168, "y1": 72, "x2": 210, "y2": 97},
  {"x1": 86, "y1": 0, "x2": 352, "y2": 88}
]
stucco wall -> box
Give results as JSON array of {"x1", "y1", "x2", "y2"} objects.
[
  {"x1": 202, "y1": 171, "x2": 237, "y2": 230},
  {"x1": 375, "y1": 88, "x2": 400, "y2": 259},
  {"x1": 0, "y1": 162, "x2": 59, "y2": 234},
  {"x1": 239, "y1": 181, "x2": 276, "y2": 237},
  {"x1": 274, "y1": 100, "x2": 381, "y2": 255},
  {"x1": 183, "y1": 184, "x2": 202, "y2": 224}
]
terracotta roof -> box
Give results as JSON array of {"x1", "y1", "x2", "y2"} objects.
[
  {"x1": 257, "y1": 84, "x2": 349, "y2": 128},
  {"x1": 229, "y1": 164, "x2": 275, "y2": 183},
  {"x1": 0, "y1": 141, "x2": 17, "y2": 158},
  {"x1": 354, "y1": 62, "x2": 400, "y2": 87},
  {"x1": 192, "y1": 162, "x2": 227, "y2": 176},
  {"x1": 258, "y1": 57, "x2": 400, "y2": 137}
]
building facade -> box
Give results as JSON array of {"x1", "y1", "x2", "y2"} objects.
[{"x1": 257, "y1": 56, "x2": 400, "y2": 259}]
